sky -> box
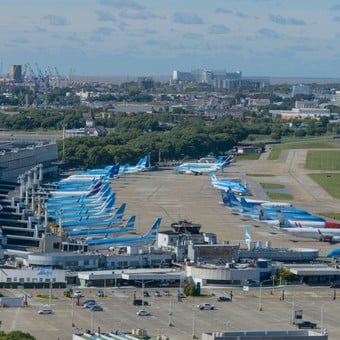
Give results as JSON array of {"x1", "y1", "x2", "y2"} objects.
[{"x1": 2, "y1": 0, "x2": 340, "y2": 78}]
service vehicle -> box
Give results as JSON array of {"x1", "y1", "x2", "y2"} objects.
[{"x1": 197, "y1": 303, "x2": 215, "y2": 310}]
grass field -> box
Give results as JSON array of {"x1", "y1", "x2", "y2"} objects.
[
  {"x1": 260, "y1": 183, "x2": 285, "y2": 189},
  {"x1": 308, "y1": 173, "x2": 340, "y2": 199},
  {"x1": 267, "y1": 141, "x2": 338, "y2": 160},
  {"x1": 306, "y1": 150, "x2": 340, "y2": 170}
]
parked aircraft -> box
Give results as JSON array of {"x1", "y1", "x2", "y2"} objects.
[
  {"x1": 86, "y1": 217, "x2": 161, "y2": 250},
  {"x1": 211, "y1": 172, "x2": 248, "y2": 195},
  {"x1": 47, "y1": 194, "x2": 118, "y2": 219},
  {"x1": 282, "y1": 227, "x2": 340, "y2": 243},
  {"x1": 176, "y1": 155, "x2": 233, "y2": 175},
  {"x1": 60, "y1": 203, "x2": 126, "y2": 229},
  {"x1": 47, "y1": 183, "x2": 112, "y2": 204},
  {"x1": 284, "y1": 220, "x2": 340, "y2": 229},
  {"x1": 118, "y1": 156, "x2": 148, "y2": 175},
  {"x1": 326, "y1": 249, "x2": 340, "y2": 257},
  {"x1": 50, "y1": 179, "x2": 104, "y2": 198},
  {"x1": 65, "y1": 215, "x2": 136, "y2": 238},
  {"x1": 58, "y1": 164, "x2": 120, "y2": 183}
]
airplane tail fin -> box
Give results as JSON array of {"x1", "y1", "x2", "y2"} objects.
[
  {"x1": 144, "y1": 217, "x2": 162, "y2": 238},
  {"x1": 210, "y1": 172, "x2": 217, "y2": 183},
  {"x1": 113, "y1": 203, "x2": 126, "y2": 221},
  {"x1": 240, "y1": 197, "x2": 251, "y2": 208},
  {"x1": 245, "y1": 226, "x2": 251, "y2": 245},
  {"x1": 125, "y1": 215, "x2": 136, "y2": 231},
  {"x1": 104, "y1": 193, "x2": 116, "y2": 210},
  {"x1": 221, "y1": 154, "x2": 234, "y2": 169}
]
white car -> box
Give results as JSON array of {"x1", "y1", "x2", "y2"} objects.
[
  {"x1": 197, "y1": 303, "x2": 215, "y2": 310},
  {"x1": 73, "y1": 290, "x2": 83, "y2": 297},
  {"x1": 38, "y1": 308, "x2": 52, "y2": 314},
  {"x1": 136, "y1": 310, "x2": 150, "y2": 316}
]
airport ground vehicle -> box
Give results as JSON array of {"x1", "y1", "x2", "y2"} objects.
[
  {"x1": 38, "y1": 309, "x2": 52, "y2": 314},
  {"x1": 83, "y1": 301, "x2": 97, "y2": 309},
  {"x1": 90, "y1": 305, "x2": 103, "y2": 311},
  {"x1": 82, "y1": 299, "x2": 96, "y2": 307},
  {"x1": 137, "y1": 310, "x2": 150, "y2": 316},
  {"x1": 217, "y1": 296, "x2": 231, "y2": 302},
  {"x1": 133, "y1": 299, "x2": 149, "y2": 306},
  {"x1": 297, "y1": 321, "x2": 317, "y2": 329},
  {"x1": 73, "y1": 290, "x2": 83, "y2": 297},
  {"x1": 197, "y1": 303, "x2": 215, "y2": 310}
]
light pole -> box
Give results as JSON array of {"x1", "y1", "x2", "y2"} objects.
[
  {"x1": 71, "y1": 295, "x2": 75, "y2": 327},
  {"x1": 135, "y1": 279, "x2": 152, "y2": 307},
  {"x1": 168, "y1": 297, "x2": 173, "y2": 327},
  {"x1": 192, "y1": 306, "x2": 196, "y2": 339},
  {"x1": 258, "y1": 278, "x2": 272, "y2": 311},
  {"x1": 321, "y1": 302, "x2": 329, "y2": 334}
]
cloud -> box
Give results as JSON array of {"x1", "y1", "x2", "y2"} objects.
[
  {"x1": 99, "y1": 0, "x2": 144, "y2": 10},
  {"x1": 173, "y1": 12, "x2": 204, "y2": 25},
  {"x1": 258, "y1": 28, "x2": 281, "y2": 39},
  {"x1": 183, "y1": 32, "x2": 203, "y2": 40},
  {"x1": 42, "y1": 15, "x2": 68, "y2": 26},
  {"x1": 96, "y1": 11, "x2": 116, "y2": 23},
  {"x1": 208, "y1": 25, "x2": 231, "y2": 34},
  {"x1": 215, "y1": 8, "x2": 233, "y2": 14},
  {"x1": 94, "y1": 27, "x2": 116, "y2": 36},
  {"x1": 269, "y1": 14, "x2": 305, "y2": 25},
  {"x1": 120, "y1": 10, "x2": 161, "y2": 20}
]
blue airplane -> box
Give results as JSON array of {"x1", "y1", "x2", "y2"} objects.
[
  {"x1": 118, "y1": 156, "x2": 148, "y2": 175},
  {"x1": 210, "y1": 172, "x2": 248, "y2": 195},
  {"x1": 50, "y1": 179, "x2": 104, "y2": 198},
  {"x1": 176, "y1": 155, "x2": 233, "y2": 175},
  {"x1": 86, "y1": 217, "x2": 161, "y2": 250},
  {"x1": 65, "y1": 215, "x2": 136, "y2": 239},
  {"x1": 58, "y1": 163, "x2": 120, "y2": 183},
  {"x1": 47, "y1": 183, "x2": 112, "y2": 204},
  {"x1": 47, "y1": 194, "x2": 117, "y2": 218},
  {"x1": 49, "y1": 201, "x2": 120, "y2": 223},
  {"x1": 47, "y1": 191, "x2": 115, "y2": 210},
  {"x1": 60, "y1": 203, "x2": 126, "y2": 229}
]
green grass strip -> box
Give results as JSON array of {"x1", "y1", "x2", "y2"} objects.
[
  {"x1": 306, "y1": 151, "x2": 340, "y2": 170},
  {"x1": 267, "y1": 141, "x2": 337, "y2": 160},
  {"x1": 266, "y1": 192, "x2": 293, "y2": 200},
  {"x1": 308, "y1": 173, "x2": 340, "y2": 199},
  {"x1": 260, "y1": 182, "x2": 285, "y2": 189}
]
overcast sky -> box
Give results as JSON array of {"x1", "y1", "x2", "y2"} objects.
[{"x1": 2, "y1": 0, "x2": 340, "y2": 78}]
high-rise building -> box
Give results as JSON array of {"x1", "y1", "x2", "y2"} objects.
[{"x1": 10, "y1": 64, "x2": 23, "y2": 82}]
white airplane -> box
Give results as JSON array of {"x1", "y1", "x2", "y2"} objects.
[
  {"x1": 86, "y1": 217, "x2": 161, "y2": 250},
  {"x1": 176, "y1": 155, "x2": 233, "y2": 175},
  {"x1": 285, "y1": 220, "x2": 340, "y2": 229},
  {"x1": 118, "y1": 156, "x2": 148, "y2": 175},
  {"x1": 282, "y1": 227, "x2": 340, "y2": 243},
  {"x1": 211, "y1": 172, "x2": 248, "y2": 195}
]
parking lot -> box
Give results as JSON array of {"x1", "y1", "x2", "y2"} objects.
[{"x1": 0, "y1": 286, "x2": 339, "y2": 339}]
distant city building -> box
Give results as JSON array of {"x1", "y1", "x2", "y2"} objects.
[
  {"x1": 10, "y1": 65, "x2": 23, "y2": 83},
  {"x1": 292, "y1": 84, "x2": 310, "y2": 96},
  {"x1": 137, "y1": 77, "x2": 154, "y2": 89}
]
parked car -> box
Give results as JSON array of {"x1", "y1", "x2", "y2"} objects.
[
  {"x1": 163, "y1": 290, "x2": 171, "y2": 296},
  {"x1": 177, "y1": 291, "x2": 186, "y2": 298},
  {"x1": 90, "y1": 305, "x2": 103, "y2": 312},
  {"x1": 154, "y1": 291, "x2": 161, "y2": 297},
  {"x1": 73, "y1": 290, "x2": 83, "y2": 297},
  {"x1": 143, "y1": 291, "x2": 150, "y2": 297},
  {"x1": 38, "y1": 308, "x2": 52, "y2": 314},
  {"x1": 96, "y1": 290, "x2": 105, "y2": 297},
  {"x1": 217, "y1": 296, "x2": 231, "y2": 302},
  {"x1": 83, "y1": 301, "x2": 97, "y2": 309},
  {"x1": 82, "y1": 299, "x2": 96, "y2": 307},
  {"x1": 297, "y1": 321, "x2": 317, "y2": 329},
  {"x1": 197, "y1": 303, "x2": 215, "y2": 310},
  {"x1": 136, "y1": 309, "x2": 150, "y2": 316},
  {"x1": 133, "y1": 299, "x2": 149, "y2": 306}
]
